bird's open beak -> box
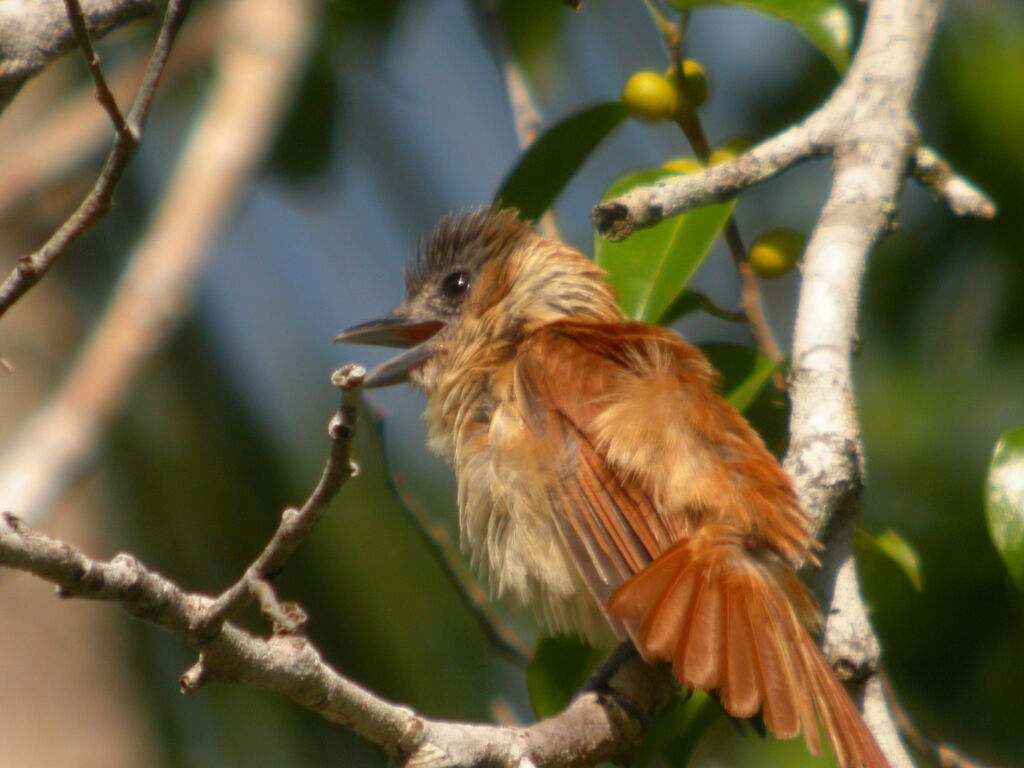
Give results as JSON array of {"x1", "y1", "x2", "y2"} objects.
[{"x1": 334, "y1": 315, "x2": 445, "y2": 389}]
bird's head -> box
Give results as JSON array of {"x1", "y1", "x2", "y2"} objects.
[{"x1": 335, "y1": 207, "x2": 621, "y2": 390}]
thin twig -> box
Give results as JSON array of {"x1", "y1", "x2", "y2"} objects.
[
  {"x1": 197, "y1": 366, "x2": 365, "y2": 637},
  {"x1": 660, "y1": 14, "x2": 784, "y2": 366},
  {"x1": 0, "y1": 0, "x2": 158, "y2": 113},
  {"x1": 63, "y1": 0, "x2": 129, "y2": 135},
  {"x1": 910, "y1": 146, "x2": 997, "y2": 219},
  {"x1": 0, "y1": 0, "x2": 317, "y2": 525},
  {"x1": 0, "y1": 2, "x2": 222, "y2": 222},
  {"x1": 0, "y1": 0, "x2": 194, "y2": 322},
  {"x1": 476, "y1": 1, "x2": 559, "y2": 238}
]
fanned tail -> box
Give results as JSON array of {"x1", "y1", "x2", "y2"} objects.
[{"x1": 607, "y1": 525, "x2": 890, "y2": 768}]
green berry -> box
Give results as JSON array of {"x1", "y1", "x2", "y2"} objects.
[{"x1": 750, "y1": 228, "x2": 806, "y2": 278}]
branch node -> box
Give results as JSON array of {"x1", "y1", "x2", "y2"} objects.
[
  {"x1": 348, "y1": 460, "x2": 361, "y2": 478},
  {"x1": 180, "y1": 654, "x2": 210, "y2": 694},
  {"x1": 332, "y1": 363, "x2": 366, "y2": 390},
  {"x1": 911, "y1": 146, "x2": 996, "y2": 219},
  {"x1": 2, "y1": 511, "x2": 26, "y2": 533},
  {"x1": 250, "y1": 576, "x2": 307, "y2": 634},
  {"x1": 590, "y1": 202, "x2": 636, "y2": 241}
]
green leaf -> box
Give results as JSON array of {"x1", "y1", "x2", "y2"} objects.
[
  {"x1": 855, "y1": 528, "x2": 924, "y2": 591},
  {"x1": 496, "y1": 102, "x2": 630, "y2": 221},
  {"x1": 984, "y1": 427, "x2": 1024, "y2": 590},
  {"x1": 526, "y1": 635, "x2": 602, "y2": 718},
  {"x1": 667, "y1": 0, "x2": 853, "y2": 72},
  {"x1": 699, "y1": 342, "x2": 782, "y2": 413},
  {"x1": 595, "y1": 168, "x2": 734, "y2": 322}
]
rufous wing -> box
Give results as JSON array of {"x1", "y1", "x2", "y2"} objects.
[{"x1": 513, "y1": 320, "x2": 890, "y2": 768}]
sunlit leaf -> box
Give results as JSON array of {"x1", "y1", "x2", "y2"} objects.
[
  {"x1": 526, "y1": 635, "x2": 602, "y2": 718},
  {"x1": 985, "y1": 427, "x2": 1024, "y2": 589},
  {"x1": 668, "y1": 0, "x2": 853, "y2": 72},
  {"x1": 595, "y1": 169, "x2": 734, "y2": 322},
  {"x1": 496, "y1": 102, "x2": 630, "y2": 221},
  {"x1": 700, "y1": 342, "x2": 782, "y2": 413},
  {"x1": 855, "y1": 528, "x2": 924, "y2": 591}
]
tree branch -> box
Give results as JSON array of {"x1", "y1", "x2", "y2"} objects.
[
  {"x1": 0, "y1": 0, "x2": 316, "y2": 524},
  {"x1": 62, "y1": 0, "x2": 130, "y2": 135},
  {"x1": 0, "y1": 0, "x2": 193, "y2": 322},
  {"x1": 0, "y1": 0, "x2": 158, "y2": 113},
  {"x1": 780, "y1": 2, "x2": 944, "y2": 768},
  {"x1": 0, "y1": 372, "x2": 666, "y2": 767},
  {"x1": 591, "y1": 112, "x2": 832, "y2": 240},
  {"x1": 196, "y1": 365, "x2": 366, "y2": 636},
  {"x1": 910, "y1": 145, "x2": 997, "y2": 219}
]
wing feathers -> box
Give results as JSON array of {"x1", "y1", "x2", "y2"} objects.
[{"x1": 512, "y1": 321, "x2": 887, "y2": 768}]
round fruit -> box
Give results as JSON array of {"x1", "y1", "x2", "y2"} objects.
[
  {"x1": 622, "y1": 71, "x2": 678, "y2": 122},
  {"x1": 661, "y1": 157, "x2": 704, "y2": 174},
  {"x1": 749, "y1": 228, "x2": 806, "y2": 278}
]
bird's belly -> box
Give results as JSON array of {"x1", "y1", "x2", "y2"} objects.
[{"x1": 456, "y1": 434, "x2": 619, "y2": 647}]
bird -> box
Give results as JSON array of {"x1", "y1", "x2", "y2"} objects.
[{"x1": 335, "y1": 206, "x2": 890, "y2": 768}]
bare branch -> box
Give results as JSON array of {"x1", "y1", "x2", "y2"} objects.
[
  {"x1": 779, "y1": 2, "x2": 946, "y2": 767},
  {"x1": 0, "y1": 0, "x2": 194, "y2": 322},
  {"x1": 63, "y1": 0, "x2": 129, "y2": 134},
  {"x1": 0, "y1": 0, "x2": 158, "y2": 112},
  {"x1": 474, "y1": 2, "x2": 558, "y2": 237},
  {"x1": 0, "y1": 0, "x2": 317, "y2": 524},
  {"x1": 910, "y1": 145, "x2": 997, "y2": 219},
  {"x1": 0, "y1": 3, "x2": 221, "y2": 222},
  {"x1": 592, "y1": 113, "x2": 832, "y2": 240},
  {"x1": 0, "y1": 508, "x2": 664, "y2": 768},
  {"x1": 198, "y1": 366, "x2": 365, "y2": 636}
]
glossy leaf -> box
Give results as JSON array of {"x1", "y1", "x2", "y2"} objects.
[
  {"x1": 855, "y1": 528, "x2": 924, "y2": 591},
  {"x1": 526, "y1": 635, "x2": 602, "y2": 718},
  {"x1": 700, "y1": 342, "x2": 782, "y2": 413},
  {"x1": 496, "y1": 102, "x2": 630, "y2": 221},
  {"x1": 984, "y1": 427, "x2": 1024, "y2": 589},
  {"x1": 595, "y1": 169, "x2": 734, "y2": 322},
  {"x1": 668, "y1": 0, "x2": 853, "y2": 72}
]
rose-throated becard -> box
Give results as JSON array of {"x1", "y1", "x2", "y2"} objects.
[{"x1": 336, "y1": 207, "x2": 889, "y2": 768}]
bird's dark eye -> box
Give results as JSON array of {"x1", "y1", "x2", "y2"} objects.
[{"x1": 441, "y1": 270, "x2": 471, "y2": 300}]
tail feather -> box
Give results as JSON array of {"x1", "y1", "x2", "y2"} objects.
[
  {"x1": 676, "y1": 572, "x2": 722, "y2": 689},
  {"x1": 723, "y1": 578, "x2": 762, "y2": 718},
  {"x1": 608, "y1": 527, "x2": 890, "y2": 768}
]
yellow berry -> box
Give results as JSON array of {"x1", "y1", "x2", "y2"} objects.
[
  {"x1": 661, "y1": 157, "x2": 704, "y2": 174},
  {"x1": 709, "y1": 137, "x2": 754, "y2": 165},
  {"x1": 622, "y1": 71, "x2": 678, "y2": 122},
  {"x1": 750, "y1": 228, "x2": 806, "y2": 279}
]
